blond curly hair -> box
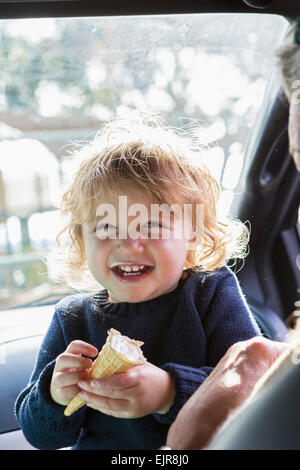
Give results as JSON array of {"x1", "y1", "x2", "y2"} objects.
[{"x1": 51, "y1": 115, "x2": 249, "y2": 291}]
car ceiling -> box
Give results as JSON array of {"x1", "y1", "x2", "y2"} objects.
[{"x1": 0, "y1": 0, "x2": 298, "y2": 21}]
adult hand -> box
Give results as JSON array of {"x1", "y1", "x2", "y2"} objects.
[
  {"x1": 77, "y1": 361, "x2": 175, "y2": 418},
  {"x1": 165, "y1": 336, "x2": 288, "y2": 450}
]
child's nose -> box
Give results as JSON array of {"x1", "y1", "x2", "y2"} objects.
[{"x1": 115, "y1": 237, "x2": 145, "y2": 252}]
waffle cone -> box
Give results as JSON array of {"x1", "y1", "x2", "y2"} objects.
[{"x1": 64, "y1": 329, "x2": 146, "y2": 416}]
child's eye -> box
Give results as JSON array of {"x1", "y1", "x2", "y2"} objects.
[
  {"x1": 95, "y1": 223, "x2": 115, "y2": 231},
  {"x1": 146, "y1": 221, "x2": 163, "y2": 228},
  {"x1": 94, "y1": 223, "x2": 117, "y2": 239}
]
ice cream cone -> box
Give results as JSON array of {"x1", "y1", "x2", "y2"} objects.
[{"x1": 64, "y1": 329, "x2": 146, "y2": 416}]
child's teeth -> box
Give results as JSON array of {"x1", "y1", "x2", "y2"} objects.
[{"x1": 121, "y1": 265, "x2": 144, "y2": 272}]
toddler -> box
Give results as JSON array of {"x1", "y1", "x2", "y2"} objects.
[{"x1": 15, "y1": 115, "x2": 261, "y2": 450}]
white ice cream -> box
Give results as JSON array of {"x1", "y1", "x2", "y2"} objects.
[{"x1": 110, "y1": 332, "x2": 143, "y2": 363}]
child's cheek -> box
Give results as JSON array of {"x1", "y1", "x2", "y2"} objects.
[
  {"x1": 86, "y1": 237, "x2": 110, "y2": 264},
  {"x1": 148, "y1": 237, "x2": 187, "y2": 257}
]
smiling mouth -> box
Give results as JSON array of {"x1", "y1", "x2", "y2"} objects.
[{"x1": 111, "y1": 266, "x2": 154, "y2": 281}]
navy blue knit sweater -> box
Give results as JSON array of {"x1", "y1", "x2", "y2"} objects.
[{"x1": 15, "y1": 266, "x2": 260, "y2": 450}]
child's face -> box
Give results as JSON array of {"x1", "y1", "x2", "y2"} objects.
[{"x1": 82, "y1": 185, "x2": 193, "y2": 303}]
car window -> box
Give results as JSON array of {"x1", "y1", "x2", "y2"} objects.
[{"x1": 0, "y1": 13, "x2": 288, "y2": 310}]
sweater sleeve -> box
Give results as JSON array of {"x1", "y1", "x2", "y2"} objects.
[
  {"x1": 14, "y1": 308, "x2": 86, "y2": 449},
  {"x1": 154, "y1": 267, "x2": 261, "y2": 425}
]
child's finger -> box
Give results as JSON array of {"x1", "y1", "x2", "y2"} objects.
[
  {"x1": 55, "y1": 353, "x2": 93, "y2": 371},
  {"x1": 55, "y1": 369, "x2": 89, "y2": 387},
  {"x1": 60, "y1": 385, "x2": 82, "y2": 404},
  {"x1": 78, "y1": 390, "x2": 129, "y2": 415},
  {"x1": 87, "y1": 368, "x2": 140, "y2": 391},
  {"x1": 78, "y1": 380, "x2": 128, "y2": 400},
  {"x1": 66, "y1": 340, "x2": 98, "y2": 357}
]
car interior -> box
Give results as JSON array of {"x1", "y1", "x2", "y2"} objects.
[{"x1": 0, "y1": 0, "x2": 299, "y2": 450}]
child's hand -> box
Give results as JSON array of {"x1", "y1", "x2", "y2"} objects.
[
  {"x1": 77, "y1": 362, "x2": 176, "y2": 419},
  {"x1": 50, "y1": 340, "x2": 98, "y2": 406}
]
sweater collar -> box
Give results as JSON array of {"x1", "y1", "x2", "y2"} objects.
[{"x1": 90, "y1": 271, "x2": 192, "y2": 317}]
